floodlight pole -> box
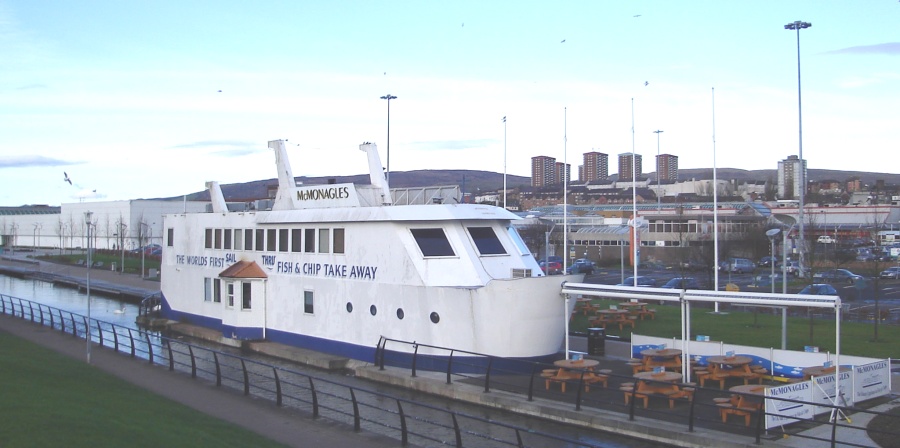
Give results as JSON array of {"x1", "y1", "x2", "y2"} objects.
[
  {"x1": 380, "y1": 94, "x2": 397, "y2": 185},
  {"x1": 785, "y1": 20, "x2": 811, "y2": 277},
  {"x1": 84, "y1": 211, "x2": 93, "y2": 363}
]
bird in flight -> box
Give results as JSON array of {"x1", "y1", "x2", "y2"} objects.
[
  {"x1": 633, "y1": 14, "x2": 641, "y2": 18},
  {"x1": 561, "y1": 39, "x2": 566, "y2": 43},
  {"x1": 644, "y1": 81, "x2": 649, "y2": 86},
  {"x1": 63, "y1": 172, "x2": 73, "y2": 185}
]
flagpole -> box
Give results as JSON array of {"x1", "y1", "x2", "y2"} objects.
[{"x1": 503, "y1": 116, "x2": 507, "y2": 209}]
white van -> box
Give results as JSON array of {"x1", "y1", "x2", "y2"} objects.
[{"x1": 719, "y1": 258, "x2": 755, "y2": 273}]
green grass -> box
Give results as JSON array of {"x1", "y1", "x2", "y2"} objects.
[
  {"x1": 36, "y1": 252, "x2": 160, "y2": 279},
  {"x1": 571, "y1": 299, "x2": 900, "y2": 359},
  {"x1": 0, "y1": 332, "x2": 286, "y2": 448}
]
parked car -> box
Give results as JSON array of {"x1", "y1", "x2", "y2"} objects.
[
  {"x1": 747, "y1": 273, "x2": 784, "y2": 290},
  {"x1": 539, "y1": 261, "x2": 562, "y2": 275},
  {"x1": 566, "y1": 258, "x2": 595, "y2": 274},
  {"x1": 616, "y1": 276, "x2": 656, "y2": 287},
  {"x1": 718, "y1": 258, "x2": 755, "y2": 274},
  {"x1": 880, "y1": 266, "x2": 900, "y2": 279},
  {"x1": 817, "y1": 235, "x2": 835, "y2": 244},
  {"x1": 661, "y1": 277, "x2": 700, "y2": 289},
  {"x1": 783, "y1": 261, "x2": 808, "y2": 278},
  {"x1": 813, "y1": 269, "x2": 862, "y2": 284},
  {"x1": 798, "y1": 284, "x2": 839, "y2": 296},
  {"x1": 757, "y1": 256, "x2": 781, "y2": 268},
  {"x1": 855, "y1": 251, "x2": 876, "y2": 262},
  {"x1": 679, "y1": 260, "x2": 706, "y2": 271}
]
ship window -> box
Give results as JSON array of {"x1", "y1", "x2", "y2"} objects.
[
  {"x1": 304, "y1": 229, "x2": 315, "y2": 253},
  {"x1": 214, "y1": 229, "x2": 222, "y2": 249},
  {"x1": 244, "y1": 229, "x2": 254, "y2": 251},
  {"x1": 506, "y1": 226, "x2": 531, "y2": 256},
  {"x1": 304, "y1": 291, "x2": 314, "y2": 314},
  {"x1": 204, "y1": 278, "x2": 212, "y2": 302},
  {"x1": 291, "y1": 229, "x2": 302, "y2": 252},
  {"x1": 430, "y1": 312, "x2": 440, "y2": 324},
  {"x1": 224, "y1": 229, "x2": 232, "y2": 250},
  {"x1": 411, "y1": 228, "x2": 455, "y2": 257},
  {"x1": 396, "y1": 308, "x2": 404, "y2": 320},
  {"x1": 205, "y1": 229, "x2": 213, "y2": 249},
  {"x1": 167, "y1": 228, "x2": 174, "y2": 247},
  {"x1": 345, "y1": 302, "x2": 353, "y2": 313},
  {"x1": 213, "y1": 279, "x2": 221, "y2": 303},
  {"x1": 266, "y1": 229, "x2": 277, "y2": 251},
  {"x1": 242, "y1": 282, "x2": 252, "y2": 310},
  {"x1": 278, "y1": 229, "x2": 289, "y2": 252},
  {"x1": 468, "y1": 227, "x2": 507, "y2": 255},
  {"x1": 234, "y1": 229, "x2": 244, "y2": 250},
  {"x1": 333, "y1": 228, "x2": 345, "y2": 254},
  {"x1": 318, "y1": 229, "x2": 330, "y2": 253},
  {"x1": 255, "y1": 229, "x2": 264, "y2": 251},
  {"x1": 227, "y1": 283, "x2": 235, "y2": 308},
  {"x1": 370, "y1": 305, "x2": 377, "y2": 316}
]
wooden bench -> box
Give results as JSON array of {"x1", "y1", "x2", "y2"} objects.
[
  {"x1": 716, "y1": 395, "x2": 757, "y2": 427},
  {"x1": 620, "y1": 386, "x2": 649, "y2": 408}
]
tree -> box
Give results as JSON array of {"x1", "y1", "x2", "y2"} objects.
[{"x1": 516, "y1": 223, "x2": 550, "y2": 260}]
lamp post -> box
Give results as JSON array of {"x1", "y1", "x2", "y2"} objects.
[
  {"x1": 32, "y1": 223, "x2": 42, "y2": 250},
  {"x1": 502, "y1": 116, "x2": 507, "y2": 209},
  {"x1": 84, "y1": 211, "x2": 93, "y2": 363},
  {"x1": 380, "y1": 94, "x2": 397, "y2": 186},
  {"x1": 653, "y1": 129, "x2": 663, "y2": 212},
  {"x1": 119, "y1": 221, "x2": 127, "y2": 274},
  {"x1": 140, "y1": 222, "x2": 152, "y2": 279},
  {"x1": 766, "y1": 228, "x2": 782, "y2": 294},
  {"x1": 785, "y1": 20, "x2": 811, "y2": 277}
]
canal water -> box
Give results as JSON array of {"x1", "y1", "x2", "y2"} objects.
[{"x1": 0, "y1": 275, "x2": 663, "y2": 448}]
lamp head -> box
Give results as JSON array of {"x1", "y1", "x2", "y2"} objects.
[
  {"x1": 84, "y1": 211, "x2": 93, "y2": 224},
  {"x1": 766, "y1": 228, "x2": 781, "y2": 240}
]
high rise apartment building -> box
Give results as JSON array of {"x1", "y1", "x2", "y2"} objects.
[
  {"x1": 531, "y1": 156, "x2": 556, "y2": 187},
  {"x1": 777, "y1": 155, "x2": 806, "y2": 199},
  {"x1": 555, "y1": 162, "x2": 571, "y2": 185},
  {"x1": 582, "y1": 151, "x2": 609, "y2": 182},
  {"x1": 656, "y1": 154, "x2": 678, "y2": 182},
  {"x1": 617, "y1": 153, "x2": 642, "y2": 181}
]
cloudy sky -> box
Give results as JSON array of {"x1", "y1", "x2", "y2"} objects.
[{"x1": 1, "y1": 1, "x2": 898, "y2": 206}]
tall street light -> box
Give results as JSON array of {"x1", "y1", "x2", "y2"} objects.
[
  {"x1": 653, "y1": 129, "x2": 664, "y2": 212},
  {"x1": 785, "y1": 20, "x2": 811, "y2": 275},
  {"x1": 84, "y1": 211, "x2": 93, "y2": 363},
  {"x1": 380, "y1": 94, "x2": 397, "y2": 186}
]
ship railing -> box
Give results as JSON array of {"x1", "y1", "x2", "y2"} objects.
[
  {"x1": 138, "y1": 292, "x2": 161, "y2": 317},
  {"x1": 0, "y1": 293, "x2": 602, "y2": 448},
  {"x1": 374, "y1": 334, "x2": 899, "y2": 445}
]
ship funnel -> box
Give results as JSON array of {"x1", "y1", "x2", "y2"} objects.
[
  {"x1": 268, "y1": 140, "x2": 296, "y2": 209},
  {"x1": 359, "y1": 142, "x2": 392, "y2": 205},
  {"x1": 206, "y1": 181, "x2": 228, "y2": 213}
]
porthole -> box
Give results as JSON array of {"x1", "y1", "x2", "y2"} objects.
[
  {"x1": 396, "y1": 308, "x2": 404, "y2": 320},
  {"x1": 430, "y1": 312, "x2": 440, "y2": 324},
  {"x1": 370, "y1": 305, "x2": 377, "y2": 316},
  {"x1": 346, "y1": 302, "x2": 353, "y2": 313}
]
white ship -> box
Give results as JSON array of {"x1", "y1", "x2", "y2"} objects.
[{"x1": 160, "y1": 140, "x2": 579, "y2": 366}]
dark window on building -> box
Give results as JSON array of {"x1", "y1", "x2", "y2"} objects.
[
  {"x1": 255, "y1": 229, "x2": 264, "y2": 251},
  {"x1": 468, "y1": 227, "x2": 507, "y2": 255},
  {"x1": 267, "y1": 229, "x2": 277, "y2": 251},
  {"x1": 278, "y1": 229, "x2": 289, "y2": 252},
  {"x1": 304, "y1": 291, "x2": 314, "y2": 314},
  {"x1": 214, "y1": 229, "x2": 222, "y2": 249},
  {"x1": 167, "y1": 228, "x2": 174, "y2": 247},
  {"x1": 304, "y1": 229, "x2": 315, "y2": 253},
  {"x1": 318, "y1": 229, "x2": 330, "y2": 253},
  {"x1": 244, "y1": 229, "x2": 254, "y2": 251},
  {"x1": 333, "y1": 228, "x2": 345, "y2": 254},
  {"x1": 205, "y1": 229, "x2": 213, "y2": 249},
  {"x1": 234, "y1": 228, "x2": 243, "y2": 250},
  {"x1": 224, "y1": 229, "x2": 232, "y2": 250},
  {"x1": 291, "y1": 229, "x2": 302, "y2": 252},
  {"x1": 242, "y1": 282, "x2": 252, "y2": 310},
  {"x1": 213, "y1": 279, "x2": 221, "y2": 303},
  {"x1": 411, "y1": 228, "x2": 455, "y2": 257}
]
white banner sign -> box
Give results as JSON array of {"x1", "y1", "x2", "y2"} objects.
[
  {"x1": 765, "y1": 382, "x2": 814, "y2": 429},
  {"x1": 852, "y1": 360, "x2": 891, "y2": 402}
]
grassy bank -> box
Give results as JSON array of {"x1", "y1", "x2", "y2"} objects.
[
  {"x1": 571, "y1": 299, "x2": 900, "y2": 359},
  {"x1": 0, "y1": 332, "x2": 285, "y2": 448}
]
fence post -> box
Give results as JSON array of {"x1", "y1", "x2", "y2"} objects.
[
  {"x1": 308, "y1": 377, "x2": 319, "y2": 418},
  {"x1": 97, "y1": 323, "x2": 104, "y2": 348},
  {"x1": 166, "y1": 340, "x2": 175, "y2": 371},
  {"x1": 756, "y1": 399, "x2": 766, "y2": 445},
  {"x1": 378, "y1": 337, "x2": 386, "y2": 370},
  {"x1": 628, "y1": 380, "x2": 639, "y2": 420},
  {"x1": 241, "y1": 359, "x2": 249, "y2": 396},
  {"x1": 411, "y1": 344, "x2": 419, "y2": 378},
  {"x1": 18, "y1": 299, "x2": 25, "y2": 319},
  {"x1": 483, "y1": 358, "x2": 493, "y2": 393},
  {"x1": 112, "y1": 326, "x2": 120, "y2": 353},
  {"x1": 49, "y1": 307, "x2": 55, "y2": 330},
  {"x1": 38, "y1": 304, "x2": 44, "y2": 325},
  {"x1": 273, "y1": 368, "x2": 282, "y2": 407},
  {"x1": 446, "y1": 350, "x2": 454, "y2": 384},
  {"x1": 127, "y1": 328, "x2": 136, "y2": 357},
  {"x1": 396, "y1": 399, "x2": 408, "y2": 446},
  {"x1": 213, "y1": 352, "x2": 222, "y2": 387},
  {"x1": 188, "y1": 345, "x2": 197, "y2": 378},
  {"x1": 527, "y1": 365, "x2": 538, "y2": 402},
  {"x1": 59, "y1": 310, "x2": 66, "y2": 334},
  {"x1": 575, "y1": 371, "x2": 585, "y2": 411},
  {"x1": 69, "y1": 312, "x2": 77, "y2": 337},
  {"x1": 146, "y1": 333, "x2": 154, "y2": 364},
  {"x1": 82, "y1": 316, "x2": 89, "y2": 341},
  {"x1": 515, "y1": 429, "x2": 524, "y2": 448},
  {"x1": 350, "y1": 388, "x2": 361, "y2": 431},
  {"x1": 688, "y1": 386, "x2": 698, "y2": 432},
  {"x1": 451, "y1": 413, "x2": 462, "y2": 448},
  {"x1": 28, "y1": 301, "x2": 34, "y2": 322}
]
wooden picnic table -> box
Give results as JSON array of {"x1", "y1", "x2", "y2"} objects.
[
  {"x1": 618, "y1": 302, "x2": 655, "y2": 320},
  {"x1": 542, "y1": 359, "x2": 606, "y2": 393},
  {"x1": 627, "y1": 371, "x2": 692, "y2": 408},
  {"x1": 801, "y1": 365, "x2": 849, "y2": 380},
  {"x1": 639, "y1": 348, "x2": 683, "y2": 371},
  {"x1": 702, "y1": 355, "x2": 759, "y2": 388},
  {"x1": 590, "y1": 309, "x2": 634, "y2": 330}
]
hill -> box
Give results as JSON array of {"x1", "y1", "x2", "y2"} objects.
[{"x1": 173, "y1": 168, "x2": 900, "y2": 202}]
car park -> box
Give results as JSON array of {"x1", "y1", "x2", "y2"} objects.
[
  {"x1": 718, "y1": 258, "x2": 755, "y2": 273},
  {"x1": 817, "y1": 236, "x2": 835, "y2": 244},
  {"x1": 798, "y1": 284, "x2": 839, "y2": 296},
  {"x1": 880, "y1": 266, "x2": 900, "y2": 279},
  {"x1": 616, "y1": 276, "x2": 656, "y2": 287},
  {"x1": 566, "y1": 258, "x2": 596, "y2": 274},
  {"x1": 661, "y1": 277, "x2": 700, "y2": 289},
  {"x1": 813, "y1": 269, "x2": 862, "y2": 284},
  {"x1": 757, "y1": 256, "x2": 781, "y2": 267},
  {"x1": 539, "y1": 261, "x2": 562, "y2": 275}
]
